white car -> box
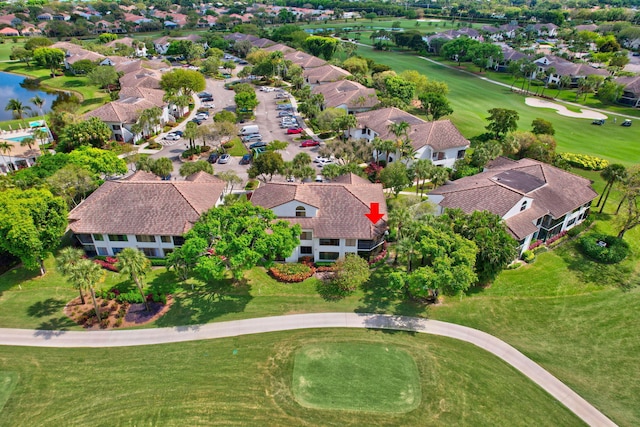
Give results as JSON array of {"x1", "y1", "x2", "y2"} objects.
[
  {"x1": 164, "y1": 133, "x2": 181, "y2": 141},
  {"x1": 195, "y1": 113, "x2": 209, "y2": 121},
  {"x1": 313, "y1": 156, "x2": 329, "y2": 164}
]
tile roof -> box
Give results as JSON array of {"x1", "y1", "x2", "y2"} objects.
[
  {"x1": 250, "y1": 176, "x2": 387, "y2": 240},
  {"x1": 355, "y1": 107, "x2": 468, "y2": 151},
  {"x1": 84, "y1": 97, "x2": 159, "y2": 124},
  {"x1": 304, "y1": 64, "x2": 351, "y2": 84},
  {"x1": 68, "y1": 171, "x2": 225, "y2": 236},
  {"x1": 429, "y1": 158, "x2": 598, "y2": 239},
  {"x1": 284, "y1": 51, "x2": 327, "y2": 69},
  {"x1": 263, "y1": 43, "x2": 296, "y2": 54},
  {"x1": 118, "y1": 87, "x2": 166, "y2": 107},
  {"x1": 119, "y1": 69, "x2": 162, "y2": 89},
  {"x1": 252, "y1": 38, "x2": 275, "y2": 48},
  {"x1": 312, "y1": 80, "x2": 378, "y2": 109},
  {"x1": 616, "y1": 75, "x2": 640, "y2": 95}
]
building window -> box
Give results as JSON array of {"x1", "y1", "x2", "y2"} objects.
[
  {"x1": 173, "y1": 236, "x2": 185, "y2": 246},
  {"x1": 520, "y1": 201, "x2": 528, "y2": 211},
  {"x1": 112, "y1": 125, "x2": 121, "y2": 130},
  {"x1": 76, "y1": 234, "x2": 93, "y2": 244},
  {"x1": 536, "y1": 217, "x2": 543, "y2": 226},
  {"x1": 319, "y1": 238, "x2": 340, "y2": 246},
  {"x1": 112, "y1": 247, "x2": 124, "y2": 255},
  {"x1": 141, "y1": 248, "x2": 157, "y2": 257},
  {"x1": 432, "y1": 152, "x2": 445, "y2": 161},
  {"x1": 108, "y1": 234, "x2": 128, "y2": 242},
  {"x1": 319, "y1": 252, "x2": 340, "y2": 261},
  {"x1": 567, "y1": 218, "x2": 576, "y2": 227},
  {"x1": 300, "y1": 246, "x2": 313, "y2": 254},
  {"x1": 97, "y1": 247, "x2": 108, "y2": 256},
  {"x1": 163, "y1": 248, "x2": 174, "y2": 257},
  {"x1": 300, "y1": 231, "x2": 312, "y2": 240},
  {"x1": 345, "y1": 239, "x2": 356, "y2": 247},
  {"x1": 93, "y1": 234, "x2": 104, "y2": 241},
  {"x1": 457, "y1": 150, "x2": 466, "y2": 159},
  {"x1": 161, "y1": 236, "x2": 171, "y2": 243},
  {"x1": 295, "y1": 206, "x2": 306, "y2": 217},
  {"x1": 136, "y1": 235, "x2": 156, "y2": 243}
]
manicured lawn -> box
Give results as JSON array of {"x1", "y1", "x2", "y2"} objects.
[
  {"x1": 0, "y1": 62, "x2": 109, "y2": 114},
  {"x1": 225, "y1": 136, "x2": 248, "y2": 157},
  {"x1": 0, "y1": 372, "x2": 18, "y2": 414},
  {"x1": 0, "y1": 116, "x2": 45, "y2": 132},
  {"x1": 0, "y1": 330, "x2": 582, "y2": 426},
  {"x1": 292, "y1": 342, "x2": 421, "y2": 413},
  {"x1": 355, "y1": 45, "x2": 640, "y2": 166},
  {"x1": 0, "y1": 41, "x2": 24, "y2": 62}
]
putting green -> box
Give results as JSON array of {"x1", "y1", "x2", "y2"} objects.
[
  {"x1": 291, "y1": 342, "x2": 421, "y2": 413},
  {"x1": 0, "y1": 372, "x2": 18, "y2": 414}
]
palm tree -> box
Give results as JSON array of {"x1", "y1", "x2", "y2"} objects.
[
  {"x1": 76, "y1": 259, "x2": 106, "y2": 322},
  {"x1": 555, "y1": 75, "x2": 572, "y2": 98},
  {"x1": 0, "y1": 140, "x2": 14, "y2": 173},
  {"x1": 116, "y1": 248, "x2": 152, "y2": 312},
  {"x1": 4, "y1": 98, "x2": 31, "y2": 119},
  {"x1": 20, "y1": 137, "x2": 35, "y2": 150},
  {"x1": 597, "y1": 164, "x2": 627, "y2": 213},
  {"x1": 32, "y1": 128, "x2": 49, "y2": 146},
  {"x1": 56, "y1": 247, "x2": 87, "y2": 304},
  {"x1": 30, "y1": 95, "x2": 45, "y2": 116},
  {"x1": 184, "y1": 121, "x2": 198, "y2": 151},
  {"x1": 413, "y1": 159, "x2": 432, "y2": 196},
  {"x1": 428, "y1": 166, "x2": 449, "y2": 189}
]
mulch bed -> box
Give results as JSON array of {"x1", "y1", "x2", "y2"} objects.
[{"x1": 64, "y1": 295, "x2": 173, "y2": 330}]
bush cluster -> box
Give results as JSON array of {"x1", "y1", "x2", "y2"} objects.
[
  {"x1": 521, "y1": 250, "x2": 535, "y2": 263},
  {"x1": 93, "y1": 257, "x2": 118, "y2": 272},
  {"x1": 269, "y1": 263, "x2": 314, "y2": 283},
  {"x1": 149, "y1": 258, "x2": 167, "y2": 267},
  {"x1": 556, "y1": 153, "x2": 609, "y2": 171},
  {"x1": 116, "y1": 290, "x2": 145, "y2": 304},
  {"x1": 578, "y1": 233, "x2": 630, "y2": 264}
]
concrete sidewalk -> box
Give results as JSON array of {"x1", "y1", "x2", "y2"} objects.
[{"x1": 0, "y1": 312, "x2": 617, "y2": 427}]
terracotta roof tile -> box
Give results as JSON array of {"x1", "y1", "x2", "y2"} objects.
[
  {"x1": 312, "y1": 80, "x2": 378, "y2": 109},
  {"x1": 304, "y1": 64, "x2": 351, "y2": 84}
]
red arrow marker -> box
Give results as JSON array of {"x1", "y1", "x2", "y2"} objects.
[{"x1": 365, "y1": 202, "x2": 384, "y2": 224}]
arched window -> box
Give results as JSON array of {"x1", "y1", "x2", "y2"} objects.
[
  {"x1": 520, "y1": 201, "x2": 528, "y2": 211},
  {"x1": 295, "y1": 206, "x2": 306, "y2": 217}
]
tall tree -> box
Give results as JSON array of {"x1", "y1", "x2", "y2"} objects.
[
  {"x1": 116, "y1": 248, "x2": 152, "y2": 312},
  {"x1": 597, "y1": 164, "x2": 627, "y2": 213},
  {"x1": 56, "y1": 247, "x2": 88, "y2": 304},
  {"x1": 486, "y1": 108, "x2": 519, "y2": 139},
  {"x1": 160, "y1": 69, "x2": 206, "y2": 97},
  {"x1": 32, "y1": 47, "x2": 65, "y2": 76},
  {"x1": 0, "y1": 188, "x2": 67, "y2": 275},
  {"x1": 331, "y1": 254, "x2": 371, "y2": 294},
  {"x1": 380, "y1": 161, "x2": 410, "y2": 197},
  {"x1": 418, "y1": 92, "x2": 453, "y2": 121},
  {"x1": 248, "y1": 151, "x2": 284, "y2": 182},
  {"x1": 30, "y1": 95, "x2": 45, "y2": 116},
  {"x1": 76, "y1": 258, "x2": 106, "y2": 321},
  {"x1": 5, "y1": 99, "x2": 31, "y2": 119}
]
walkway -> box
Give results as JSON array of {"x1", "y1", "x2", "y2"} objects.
[{"x1": 0, "y1": 313, "x2": 616, "y2": 427}]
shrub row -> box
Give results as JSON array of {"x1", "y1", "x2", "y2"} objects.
[
  {"x1": 556, "y1": 153, "x2": 609, "y2": 171},
  {"x1": 269, "y1": 263, "x2": 314, "y2": 283},
  {"x1": 93, "y1": 258, "x2": 118, "y2": 272},
  {"x1": 150, "y1": 258, "x2": 167, "y2": 267},
  {"x1": 578, "y1": 233, "x2": 630, "y2": 264}
]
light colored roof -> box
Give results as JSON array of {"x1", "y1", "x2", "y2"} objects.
[
  {"x1": 616, "y1": 75, "x2": 640, "y2": 95},
  {"x1": 284, "y1": 51, "x2": 327, "y2": 69},
  {"x1": 252, "y1": 38, "x2": 275, "y2": 48},
  {"x1": 84, "y1": 97, "x2": 159, "y2": 124},
  {"x1": 304, "y1": 64, "x2": 351, "y2": 84},
  {"x1": 312, "y1": 80, "x2": 378, "y2": 109},
  {"x1": 263, "y1": 43, "x2": 296, "y2": 54},
  {"x1": 429, "y1": 158, "x2": 598, "y2": 239},
  {"x1": 250, "y1": 176, "x2": 387, "y2": 240},
  {"x1": 0, "y1": 140, "x2": 41, "y2": 159},
  {"x1": 119, "y1": 69, "x2": 162, "y2": 89},
  {"x1": 105, "y1": 37, "x2": 141, "y2": 48},
  {"x1": 118, "y1": 87, "x2": 166, "y2": 107},
  {"x1": 355, "y1": 107, "x2": 468, "y2": 151},
  {"x1": 68, "y1": 171, "x2": 225, "y2": 236}
]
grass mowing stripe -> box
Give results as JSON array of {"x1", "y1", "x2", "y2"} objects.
[{"x1": 0, "y1": 372, "x2": 18, "y2": 414}]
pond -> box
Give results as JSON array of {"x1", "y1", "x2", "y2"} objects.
[{"x1": 0, "y1": 71, "x2": 71, "y2": 122}]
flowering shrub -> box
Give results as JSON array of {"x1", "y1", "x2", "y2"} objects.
[
  {"x1": 93, "y1": 258, "x2": 118, "y2": 272},
  {"x1": 269, "y1": 263, "x2": 315, "y2": 283},
  {"x1": 528, "y1": 240, "x2": 543, "y2": 250},
  {"x1": 546, "y1": 231, "x2": 567, "y2": 246},
  {"x1": 369, "y1": 244, "x2": 388, "y2": 266},
  {"x1": 556, "y1": 153, "x2": 609, "y2": 171}
]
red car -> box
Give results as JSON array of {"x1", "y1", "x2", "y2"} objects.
[
  {"x1": 287, "y1": 127, "x2": 304, "y2": 134},
  {"x1": 300, "y1": 139, "x2": 319, "y2": 147}
]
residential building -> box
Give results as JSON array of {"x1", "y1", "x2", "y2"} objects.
[
  {"x1": 0, "y1": 141, "x2": 41, "y2": 174},
  {"x1": 284, "y1": 50, "x2": 327, "y2": 69},
  {"x1": 0, "y1": 27, "x2": 20, "y2": 37},
  {"x1": 105, "y1": 37, "x2": 148, "y2": 57},
  {"x1": 533, "y1": 55, "x2": 608, "y2": 85},
  {"x1": 263, "y1": 43, "x2": 296, "y2": 55},
  {"x1": 68, "y1": 171, "x2": 226, "y2": 257},
  {"x1": 428, "y1": 157, "x2": 597, "y2": 254},
  {"x1": 249, "y1": 173, "x2": 388, "y2": 262},
  {"x1": 312, "y1": 80, "x2": 378, "y2": 113},
  {"x1": 616, "y1": 75, "x2": 640, "y2": 107},
  {"x1": 304, "y1": 64, "x2": 351, "y2": 86},
  {"x1": 350, "y1": 107, "x2": 469, "y2": 168}
]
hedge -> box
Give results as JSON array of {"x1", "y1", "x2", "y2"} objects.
[
  {"x1": 556, "y1": 153, "x2": 609, "y2": 171},
  {"x1": 269, "y1": 263, "x2": 314, "y2": 282},
  {"x1": 578, "y1": 233, "x2": 630, "y2": 264}
]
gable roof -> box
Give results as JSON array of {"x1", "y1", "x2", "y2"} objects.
[
  {"x1": 68, "y1": 171, "x2": 225, "y2": 236},
  {"x1": 263, "y1": 43, "x2": 296, "y2": 54},
  {"x1": 429, "y1": 157, "x2": 598, "y2": 239},
  {"x1": 118, "y1": 86, "x2": 166, "y2": 107},
  {"x1": 84, "y1": 97, "x2": 159, "y2": 124},
  {"x1": 119, "y1": 69, "x2": 162, "y2": 89},
  {"x1": 616, "y1": 75, "x2": 640, "y2": 95},
  {"x1": 284, "y1": 50, "x2": 327, "y2": 69},
  {"x1": 304, "y1": 64, "x2": 351, "y2": 84},
  {"x1": 355, "y1": 107, "x2": 468, "y2": 151},
  {"x1": 312, "y1": 80, "x2": 378, "y2": 109},
  {"x1": 250, "y1": 177, "x2": 387, "y2": 240}
]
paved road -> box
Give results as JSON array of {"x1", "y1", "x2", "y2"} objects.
[{"x1": 0, "y1": 312, "x2": 617, "y2": 427}]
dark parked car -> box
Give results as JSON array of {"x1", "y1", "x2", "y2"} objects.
[
  {"x1": 197, "y1": 92, "x2": 212, "y2": 99},
  {"x1": 191, "y1": 118, "x2": 202, "y2": 125},
  {"x1": 592, "y1": 119, "x2": 605, "y2": 125},
  {"x1": 207, "y1": 153, "x2": 220, "y2": 163},
  {"x1": 200, "y1": 96, "x2": 214, "y2": 102},
  {"x1": 171, "y1": 130, "x2": 183, "y2": 137},
  {"x1": 249, "y1": 141, "x2": 267, "y2": 149},
  {"x1": 239, "y1": 154, "x2": 252, "y2": 165},
  {"x1": 622, "y1": 119, "x2": 632, "y2": 127}
]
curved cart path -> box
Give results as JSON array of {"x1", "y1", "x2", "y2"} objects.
[{"x1": 0, "y1": 312, "x2": 616, "y2": 427}]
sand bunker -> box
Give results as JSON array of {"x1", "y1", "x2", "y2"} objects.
[{"x1": 525, "y1": 97, "x2": 607, "y2": 120}]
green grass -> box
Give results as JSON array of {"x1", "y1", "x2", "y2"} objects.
[
  {"x1": 0, "y1": 62, "x2": 109, "y2": 114},
  {"x1": 0, "y1": 116, "x2": 45, "y2": 132},
  {"x1": 292, "y1": 342, "x2": 421, "y2": 413},
  {"x1": 0, "y1": 329, "x2": 582, "y2": 426},
  {"x1": 225, "y1": 136, "x2": 248, "y2": 157},
  {"x1": 355, "y1": 46, "x2": 640, "y2": 166},
  {"x1": 0, "y1": 372, "x2": 18, "y2": 414},
  {"x1": 0, "y1": 41, "x2": 24, "y2": 62}
]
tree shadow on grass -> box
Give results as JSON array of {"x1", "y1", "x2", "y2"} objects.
[
  {"x1": 27, "y1": 298, "x2": 67, "y2": 318},
  {"x1": 556, "y1": 242, "x2": 636, "y2": 290},
  {"x1": 355, "y1": 265, "x2": 401, "y2": 314},
  {"x1": 315, "y1": 280, "x2": 346, "y2": 301},
  {"x1": 35, "y1": 316, "x2": 76, "y2": 332},
  {"x1": 154, "y1": 278, "x2": 253, "y2": 327}
]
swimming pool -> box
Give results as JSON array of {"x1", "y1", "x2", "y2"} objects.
[{"x1": 4, "y1": 135, "x2": 32, "y2": 143}]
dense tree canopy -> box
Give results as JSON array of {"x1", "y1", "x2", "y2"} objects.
[
  {"x1": 160, "y1": 69, "x2": 206, "y2": 96},
  {"x1": 58, "y1": 117, "x2": 112, "y2": 152}
]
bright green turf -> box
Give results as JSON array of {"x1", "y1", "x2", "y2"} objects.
[
  {"x1": 0, "y1": 330, "x2": 582, "y2": 426},
  {"x1": 292, "y1": 342, "x2": 421, "y2": 412},
  {"x1": 356, "y1": 45, "x2": 640, "y2": 166},
  {"x1": 0, "y1": 372, "x2": 18, "y2": 414}
]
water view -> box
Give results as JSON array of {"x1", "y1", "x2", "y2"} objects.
[{"x1": 0, "y1": 71, "x2": 67, "y2": 121}]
